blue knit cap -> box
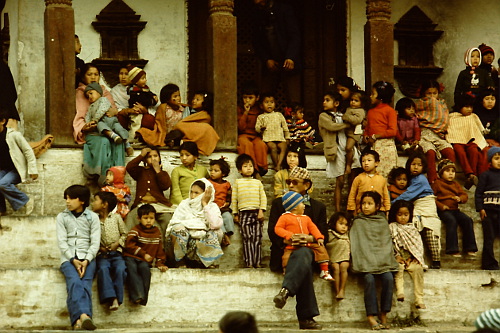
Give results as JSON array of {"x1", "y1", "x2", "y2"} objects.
[
  {"x1": 282, "y1": 191, "x2": 304, "y2": 212},
  {"x1": 488, "y1": 147, "x2": 500, "y2": 162}
]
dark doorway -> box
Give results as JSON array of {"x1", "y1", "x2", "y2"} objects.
[{"x1": 188, "y1": 0, "x2": 347, "y2": 130}]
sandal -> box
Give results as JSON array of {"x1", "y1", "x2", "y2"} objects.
[
  {"x1": 371, "y1": 323, "x2": 383, "y2": 330},
  {"x1": 380, "y1": 323, "x2": 390, "y2": 329}
]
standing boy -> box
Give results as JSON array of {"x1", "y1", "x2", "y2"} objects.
[
  {"x1": 231, "y1": 154, "x2": 267, "y2": 268},
  {"x1": 0, "y1": 109, "x2": 37, "y2": 216},
  {"x1": 237, "y1": 83, "x2": 268, "y2": 176},
  {"x1": 92, "y1": 191, "x2": 128, "y2": 311},
  {"x1": 124, "y1": 204, "x2": 168, "y2": 305},
  {"x1": 475, "y1": 147, "x2": 500, "y2": 270},
  {"x1": 347, "y1": 150, "x2": 391, "y2": 215},
  {"x1": 57, "y1": 185, "x2": 100, "y2": 330}
]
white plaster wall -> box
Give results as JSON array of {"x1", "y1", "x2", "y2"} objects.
[{"x1": 346, "y1": 0, "x2": 366, "y2": 90}]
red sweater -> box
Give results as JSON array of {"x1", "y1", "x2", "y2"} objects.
[
  {"x1": 275, "y1": 213, "x2": 324, "y2": 241},
  {"x1": 237, "y1": 105, "x2": 262, "y2": 136},
  {"x1": 124, "y1": 224, "x2": 167, "y2": 268},
  {"x1": 364, "y1": 103, "x2": 398, "y2": 138},
  {"x1": 431, "y1": 178, "x2": 468, "y2": 211}
]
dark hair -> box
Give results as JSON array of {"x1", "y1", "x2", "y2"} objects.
[
  {"x1": 336, "y1": 76, "x2": 359, "y2": 94},
  {"x1": 328, "y1": 211, "x2": 351, "y2": 230},
  {"x1": 420, "y1": 80, "x2": 441, "y2": 98},
  {"x1": 361, "y1": 149, "x2": 380, "y2": 162},
  {"x1": 281, "y1": 142, "x2": 307, "y2": 169},
  {"x1": 395, "y1": 98, "x2": 416, "y2": 119},
  {"x1": 0, "y1": 108, "x2": 8, "y2": 121},
  {"x1": 210, "y1": 157, "x2": 231, "y2": 177},
  {"x1": 389, "y1": 200, "x2": 414, "y2": 224},
  {"x1": 360, "y1": 191, "x2": 382, "y2": 210},
  {"x1": 406, "y1": 151, "x2": 428, "y2": 175},
  {"x1": 324, "y1": 91, "x2": 342, "y2": 103},
  {"x1": 137, "y1": 204, "x2": 156, "y2": 218},
  {"x1": 193, "y1": 90, "x2": 213, "y2": 114},
  {"x1": 350, "y1": 90, "x2": 371, "y2": 111},
  {"x1": 146, "y1": 146, "x2": 162, "y2": 160},
  {"x1": 241, "y1": 81, "x2": 260, "y2": 97},
  {"x1": 159, "y1": 83, "x2": 180, "y2": 104},
  {"x1": 387, "y1": 167, "x2": 410, "y2": 185},
  {"x1": 454, "y1": 94, "x2": 476, "y2": 113},
  {"x1": 118, "y1": 60, "x2": 133, "y2": 71},
  {"x1": 235, "y1": 153, "x2": 254, "y2": 171},
  {"x1": 179, "y1": 141, "x2": 199, "y2": 157},
  {"x1": 219, "y1": 311, "x2": 258, "y2": 333},
  {"x1": 64, "y1": 185, "x2": 91, "y2": 208},
  {"x1": 191, "y1": 180, "x2": 206, "y2": 192},
  {"x1": 94, "y1": 191, "x2": 117, "y2": 212},
  {"x1": 80, "y1": 63, "x2": 100, "y2": 83},
  {"x1": 372, "y1": 81, "x2": 395, "y2": 104},
  {"x1": 290, "y1": 102, "x2": 304, "y2": 114},
  {"x1": 259, "y1": 92, "x2": 276, "y2": 103}
]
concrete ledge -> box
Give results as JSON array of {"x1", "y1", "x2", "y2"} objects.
[{"x1": 0, "y1": 268, "x2": 498, "y2": 329}]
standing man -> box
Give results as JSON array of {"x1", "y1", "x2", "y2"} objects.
[
  {"x1": 252, "y1": 0, "x2": 302, "y2": 104},
  {"x1": 268, "y1": 166, "x2": 327, "y2": 330}
]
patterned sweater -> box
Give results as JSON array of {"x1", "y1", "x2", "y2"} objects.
[
  {"x1": 124, "y1": 224, "x2": 167, "y2": 267},
  {"x1": 231, "y1": 177, "x2": 267, "y2": 212}
]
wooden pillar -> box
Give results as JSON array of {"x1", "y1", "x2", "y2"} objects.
[
  {"x1": 44, "y1": 0, "x2": 75, "y2": 145},
  {"x1": 364, "y1": 0, "x2": 394, "y2": 89},
  {"x1": 207, "y1": 0, "x2": 237, "y2": 149}
]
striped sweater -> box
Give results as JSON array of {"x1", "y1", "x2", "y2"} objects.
[
  {"x1": 124, "y1": 224, "x2": 167, "y2": 267},
  {"x1": 231, "y1": 177, "x2": 267, "y2": 212}
]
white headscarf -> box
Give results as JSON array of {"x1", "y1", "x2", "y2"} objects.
[{"x1": 168, "y1": 179, "x2": 215, "y2": 231}]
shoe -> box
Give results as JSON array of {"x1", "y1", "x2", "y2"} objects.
[
  {"x1": 81, "y1": 317, "x2": 96, "y2": 330},
  {"x1": 430, "y1": 260, "x2": 441, "y2": 269},
  {"x1": 319, "y1": 270, "x2": 334, "y2": 281},
  {"x1": 451, "y1": 253, "x2": 461, "y2": 258},
  {"x1": 24, "y1": 198, "x2": 34, "y2": 215},
  {"x1": 397, "y1": 294, "x2": 404, "y2": 302},
  {"x1": 107, "y1": 131, "x2": 122, "y2": 144},
  {"x1": 273, "y1": 288, "x2": 289, "y2": 309},
  {"x1": 299, "y1": 318, "x2": 322, "y2": 330},
  {"x1": 467, "y1": 252, "x2": 477, "y2": 256}
]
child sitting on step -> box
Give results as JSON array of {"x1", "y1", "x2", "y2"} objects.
[
  {"x1": 124, "y1": 204, "x2": 168, "y2": 306},
  {"x1": 101, "y1": 166, "x2": 131, "y2": 220},
  {"x1": 275, "y1": 191, "x2": 333, "y2": 281}
]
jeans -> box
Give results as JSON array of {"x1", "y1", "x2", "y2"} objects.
[
  {"x1": 96, "y1": 252, "x2": 127, "y2": 304},
  {"x1": 482, "y1": 209, "x2": 500, "y2": 270},
  {"x1": 364, "y1": 272, "x2": 394, "y2": 316},
  {"x1": 438, "y1": 210, "x2": 478, "y2": 254},
  {"x1": 60, "y1": 260, "x2": 96, "y2": 326},
  {"x1": 0, "y1": 169, "x2": 28, "y2": 212},
  {"x1": 282, "y1": 247, "x2": 319, "y2": 321},
  {"x1": 125, "y1": 256, "x2": 151, "y2": 305},
  {"x1": 221, "y1": 211, "x2": 235, "y2": 235}
]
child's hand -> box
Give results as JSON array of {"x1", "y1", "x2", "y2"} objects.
[
  {"x1": 158, "y1": 265, "x2": 168, "y2": 272},
  {"x1": 442, "y1": 205, "x2": 450, "y2": 211},
  {"x1": 82, "y1": 121, "x2": 97, "y2": 132},
  {"x1": 108, "y1": 241, "x2": 119, "y2": 252},
  {"x1": 317, "y1": 238, "x2": 324, "y2": 247},
  {"x1": 412, "y1": 140, "x2": 419, "y2": 146},
  {"x1": 395, "y1": 255, "x2": 405, "y2": 265},
  {"x1": 480, "y1": 209, "x2": 487, "y2": 221},
  {"x1": 234, "y1": 214, "x2": 239, "y2": 223},
  {"x1": 151, "y1": 159, "x2": 161, "y2": 173},
  {"x1": 141, "y1": 147, "x2": 152, "y2": 156},
  {"x1": 244, "y1": 103, "x2": 251, "y2": 113},
  {"x1": 202, "y1": 187, "x2": 212, "y2": 207},
  {"x1": 99, "y1": 246, "x2": 108, "y2": 254},
  {"x1": 144, "y1": 254, "x2": 153, "y2": 263},
  {"x1": 132, "y1": 103, "x2": 148, "y2": 114},
  {"x1": 29, "y1": 174, "x2": 38, "y2": 181},
  {"x1": 257, "y1": 209, "x2": 264, "y2": 222},
  {"x1": 452, "y1": 196, "x2": 461, "y2": 202}
]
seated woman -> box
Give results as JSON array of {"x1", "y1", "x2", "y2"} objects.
[
  {"x1": 167, "y1": 178, "x2": 224, "y2": 268},
  {"x1": 74, "y1": 63, "x2": 126, "y2": 184}
]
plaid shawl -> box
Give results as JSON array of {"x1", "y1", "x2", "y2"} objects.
[{"x1": 389, "y1": 222, "x2": 425, "y2": 266}]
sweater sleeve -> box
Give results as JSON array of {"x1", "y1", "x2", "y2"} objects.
[
  {"x1": 381, "y1": 106, "x2": 398, "y2": 138},
  {"x1": 259, "y1": 182, "x2": 267, "y2": 210},
  {"x1": 126, "y1": 154, "x2": 145, "y2": 180},
  {"x1": 56, "y1": 214, "x2": 73, "y2": 262},
  {"x1": 83, "y1": 213, "x2": 101, "y2": 262},
  {"x1": 280, "y1": 113, "x2": 291, "y2": 139},
  {"x1": 156, "y1": 169, "x2": 172, "y2": 192},
  {"x1": 255, "y1": 114, "x2": 264, "y2": 133},
  {"x1": 342, "y1": 108, "x2": 365, "y2": 126},
  {"x1": 381, "y1": 178, "x2": 391, "y2": 212},
  {"x1": 475, "y1": 173, "x2": 487, "y2": 211},
  {"x1": 306, "y1": 217, "x2": 325, "y2": 240},
  {"x1": 275, "y1": 215, "x2": 294, "y2": 240},
  {"x1": 413, "y1": 117, "x2": 421, "y2": 141},
  {"x1": 125, "y1": 229, "x2": 146, "y2": 259},
  {"x1": 319, "y1": 112, "x2": 348, "y2": 132},
  {"x1": 346, "y1": 176, "x2": 360, "y2": 211},
  {"x1": 231, "y1": 180, "x2": 239, "y2": 213},
  {"x1": 169, "y1": 167, "x2": 183, "y2": 205}
]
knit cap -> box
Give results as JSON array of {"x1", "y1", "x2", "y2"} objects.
[
  {"x1": 488, "y1": 146, "x2": 500, "y2": 162},
  {"x1": 289, "y1": 166, "x2": 311, "y2": 180},
  {"x1": 437, "y1": 159, "x2": 456, "y2": 177},
  {"x1": 464, "y1": 47, "x2": 481, "y2": 67},
  {"x1": 479, "y1": 43, "x2": 495, "y2": 56},
  {"x1": 282, "y1": 191, "x2": 304, "y2": 212},
  {"x1": 475, "y1": 309, "x2": 500, "y2": 330},
  {"x1": 127, "y1": 66, "x2": 145, "y2": 85},
  {"x1": 84, "y1": 82, "x2": 102, "y2": 96}
]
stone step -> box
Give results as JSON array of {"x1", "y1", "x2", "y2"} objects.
[{"x1": 0, "y1": 267, "x2": 495, "y2": 330}]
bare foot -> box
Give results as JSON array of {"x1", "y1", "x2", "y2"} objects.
[
  {"x1": 336, "y1": 291, "x2": 345, "y2": 300},
  {"x1": 109, "y1": 298, "x2": 119, "y2": 311},
  {"x1": 416, "y1": 303, "x2": 426, "y2": 309},
  {"x1": 73, "y1": 319, "x2": 82, "y2": 330}
]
